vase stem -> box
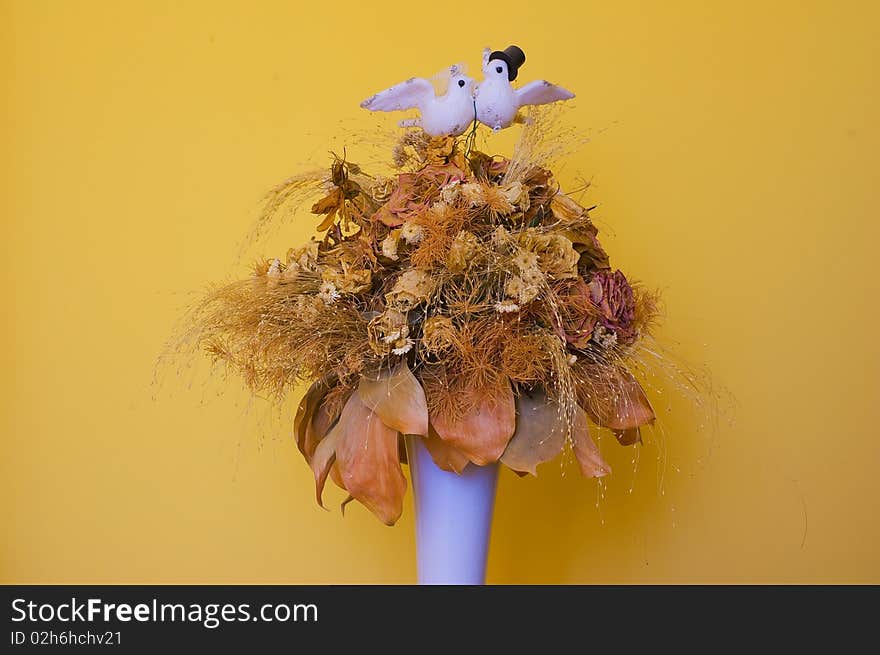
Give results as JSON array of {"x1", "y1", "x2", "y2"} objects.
[{"x1": 405, "y1": 435, "x2": 499, "y2": 585}]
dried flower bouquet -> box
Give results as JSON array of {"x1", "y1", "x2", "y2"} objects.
[{"x1": 187, "y1": 127, "x2": 663, "y2": 525}]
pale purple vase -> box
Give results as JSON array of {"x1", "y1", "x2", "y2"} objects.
[{"x1": 405, "y1": 435, "x2": 499, "y2": 585}]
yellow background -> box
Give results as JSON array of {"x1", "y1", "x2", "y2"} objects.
[{"x1": 3, "y1": 0, "x2": 878, "y2": 583}]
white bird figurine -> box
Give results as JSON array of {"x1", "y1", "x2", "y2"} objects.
[
  {"x1": 474, "y1": 45, "x2": 575, "y2": 131},
  {"x1": 360, "y1": 65, "x2": 477, "y2": 137}
]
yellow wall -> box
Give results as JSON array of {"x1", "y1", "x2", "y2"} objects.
[{"x1": 3, "y1": 0, "x2": 878, "y2": 583}]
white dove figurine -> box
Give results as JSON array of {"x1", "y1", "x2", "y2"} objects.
[
  {"x1": 474, "y1": 46, "x2": 575, "y2": 131},
  {"x1": 360, "y1": 65, "x2": 477, "y2": 137}
]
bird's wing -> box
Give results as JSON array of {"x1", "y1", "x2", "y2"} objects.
[
  {"x1": 515, "y1": 80, "x2": 575, "y2": 107},
  {"x1": 360, "y1": 77, "x2": 435, "y2": 112}
]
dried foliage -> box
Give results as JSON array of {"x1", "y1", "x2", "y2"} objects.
[{"x1": 180, "y1": 120, "x2": 681, "y2": 524}]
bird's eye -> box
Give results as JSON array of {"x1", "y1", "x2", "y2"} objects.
[
  {"x1": 495, "y1": 66, "x2": 503, "y2": 74},
  {"x1": 458, "y1": 79, "x2": 465, "y2": 87}
]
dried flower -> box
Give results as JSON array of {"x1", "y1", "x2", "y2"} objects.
[
  {"x1": 368, "y1": 309, "x2": 410, "y2": 355},
  {"x1": 494, "y1": 301, "x2": 521, "y2": 313},
  {"x1": 322, "y1": 265, "x2": 372, "y2": 294},
  {"x1": 551, "y1": 278, "x2": 599, "y2": 348},
  {"x1": 374, "y1": 163, "x2": 466, "y2": 227},
  {"x1": 369, "y1": 176, "x2": 395, "y2": 203},
  {"x1": 429, "y1": 200, "x2": 450, "y2": 218},
  {"x1": 592, "y1": 323, "x2": 618, "y2": 349},
  {"x1": 446, "y1": 231, "x2": 480, "y2": 273},
  {"x1": 550, "y1": 192, "x2": 586, "y2": 221},
  {"x1": 385, "y1": 269, "x2": 437, "y2": 310},
  {"x1": 588, "y1": 269, "x2": 637, "y2": 345},
  {"x1": 491, "y1": 226, "x2": 511, "y2": 248},
  {"x1": 284, "y1": 241, "x2": 320, "y2": 279},
  {"x1": 392, "y1": 144, "x2": 408, "y2": 168},
  {"x1": 317, "y1": 280, "x2": 340, "y2": 304},
  {"x1": 512, "y1": 249, "x2": 542, "y2": 284},
  {"x1": 391, "y1": 339, "x2": 414, "y2": 356},
  {"x1": 381, "y1": 230, "x2": 401, "y2": 261},
  {"x1": 519, "y1": 230, "x2": 579, "y2": 279},
  {"x1": 400, "y1": 221, "x2": 425, "y2": 245},
  {"x1": 421, "y1": 315, "x2": 456, "y2": 354},
  {"x1": 461, "y1": 182, "x2": 486, "y2": 207},
  {"x1": 440, "y1": 180, "x2": 461, "y2": 204},
  {"x1": 484, "y1": 182, "x2": 525, "y2": 215},
  {"x1": 504, "y1": 275, "x2": 540, "y2": 305}
]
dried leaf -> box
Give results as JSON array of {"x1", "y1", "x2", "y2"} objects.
[
  {"x1": 310, "y1": 427, "x2": 341, "y2": 509},
  {"x1": 613, "y1": 427, "x2": 642, "y2": 445},
  {"x1": 315, "y1": 209, "x2": 339, "y2": 232},
  {"x1": 311, "y1": 187, "x2": 343, "y2": 214},
  {"x1": 571, "y1": 407, "x2": 611, "y2": 478},
  {"x1": 329, "y1": 461, "x2": 345, "y2": 489},
  {"x1": 294, "y1": 377, "x2": 334, "y2": 463},
  {"x1": 311, "y1": 187, "x2": 344, "y2": 231},
  {"x1": 430, "y1": 382, "x2": 516, "y2": 466},
  {"x1": 333, "y1": 393, "x2": 407, "y2": 526},
  {"x1": 583, "y1": 367, "x2": 655, "y2": 430},
  {"x1": 398, "y1": 439, "x2": 408, "y2": 464},
  {"x1": 357, "y1": 363, "x2": 429, "y2": 436},
  {"x1": 501, "y1": 388, "x2": 567, "y2": 475},
  {"x1": 422, "y1": 425, "x2": 470, "y2": 474},
  {"x1": 311, "y1": 399, "x2": 342, "y2": 448}
]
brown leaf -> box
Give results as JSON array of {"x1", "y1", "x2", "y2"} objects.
[
  {"x1": 500, "y1": 388, "x2": 567, "y2": 475},
  {"x1": 311, "y1": 187, "x2": 344, "y2": 231},
  {"x1": 357, "y1": 363, "x2": 429, "y2": 436},
  {"x1": 330, "y1": 159, "x2": 346, "y2": 187},
  {"x1": 571, "y1": 407, "x2": 611, "y2": 478},
  {"x1": 430, "y1": 382, "x2": 516, "y2": 466},
  {"x1": 311, "y1": 399, "x2": 342, "y2": 448},
  {"x1": 294, "y1": 377, "x2": 335, "y2": 463},
  {"x1": 315, "y1": 210, "x2": 338, "y2": 232},
  {"x1": 310, "y1": 427, "x2": 341, "y2": 509},
  {"x1": 613, "y1": 427, "x2": 642, "y2": 445},
  {"x1": 422, "y1": 425, "x2": 470, "y2": 474},
  {"x1": 333, "y1": 393, "x2": 407, "y2": 526},
  {"x1": 311, "y1": 187, "x2": 343, "y2": 214},
  {"x1": 582, "y1": 366, "x2": 655, "y2": 430},
  {"x1": 329, "y1": 461, "x2": 345, "y2": 490}
]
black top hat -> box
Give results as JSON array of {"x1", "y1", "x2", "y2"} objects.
[{"x1": 488, "y1": 45, "x2": 526, "y2": 81}]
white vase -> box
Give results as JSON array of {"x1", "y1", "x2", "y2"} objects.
[{"x1": 405, "y1": 435, "x2": 499, "y2": 585}]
